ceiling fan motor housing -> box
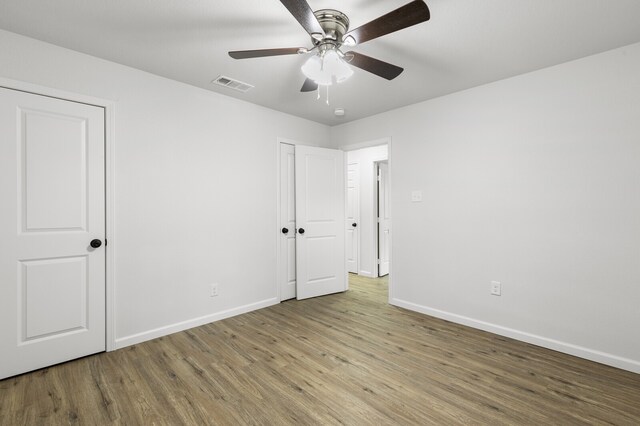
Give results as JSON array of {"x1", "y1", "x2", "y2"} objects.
[{"x1": 313, "y1": 9, "x2": 350, "y2": 47}]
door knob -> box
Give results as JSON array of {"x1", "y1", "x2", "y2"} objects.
[
  {"x1": 90, "y1": 239, "x2": 102, "y2": 248},
  {"x1": 282, "y1": 227, "x2": 289, "y2": 234},
  {"x1": 352, "y1": 223, "x2": 357, "y2": 227},
  {"x1": 298, "y1": 228, "x2": 305, "y2": 235}
]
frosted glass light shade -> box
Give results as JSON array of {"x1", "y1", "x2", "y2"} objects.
[{"x1": 301, "y1": 50, "x2": 353, "y2": 86}]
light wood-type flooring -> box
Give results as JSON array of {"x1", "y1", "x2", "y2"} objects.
[{"x1": 1, "y1": 275, "x2": 639, "y2": 425}]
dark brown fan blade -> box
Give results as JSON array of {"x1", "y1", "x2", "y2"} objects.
[
  {"x1": 301, "y1": 78, "x2": 318, "y2": 92},
  {"x1": 343, "y1": 0, "x2": 430, "y2": 46},
  {"x1": 345, "y1": 52, "x2": 404, "y2": 80},
  {"x1": 229, "y1": 48, "x2": 304, "y2": 59},
  {"x1": 280, "y1": 0, "x2": 325, "y2": 37}
]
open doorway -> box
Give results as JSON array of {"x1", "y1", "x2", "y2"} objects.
[{"x1": 344, "y1": 142, "x2": 391, "y2": 297}]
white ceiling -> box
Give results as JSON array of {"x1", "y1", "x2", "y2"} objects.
[{"x1": 2, "y1": 0, "x2": 640, "y2": 125}]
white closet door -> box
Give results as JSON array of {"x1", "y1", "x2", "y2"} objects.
[
  {"x1": 0, "y1": 88, "x2": 106, "y2": 379},
  {"x1": 378, "y1": 162, "x2": 390, "y2": 277},
  {"x1": 295, "y1": 145, "x2": 346, "y2": 300},
  {"x1": 279, "y1": 143, "x2": 297, "y2": 301},
  {"x1": 346, "y1": 162, "x2": 359, "y2": 273}
]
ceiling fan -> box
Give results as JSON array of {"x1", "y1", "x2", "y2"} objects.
[{"x1": 228, "y1": 0, "x2": 431, "y2": 93}]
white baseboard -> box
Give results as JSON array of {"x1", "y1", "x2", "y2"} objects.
[
  {"x1": 358, "y1": 270, "x2": 376, "y2": 278},
  {"x1": 113, "y1": 297, "x2": 279, "y2": 350},
  {"x1": 391, "y1": 298, "x2": 640, "y2": 374}
]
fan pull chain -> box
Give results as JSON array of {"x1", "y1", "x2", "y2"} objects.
[{"x1": 315, "y1": 84, "x2": 331, "y2": 106}]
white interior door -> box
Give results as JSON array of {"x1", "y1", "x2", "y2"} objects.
[
  {"x1": 295, "y1": 145, "x2": 346, "y2": 300},
  {"x1": 279, "y1": 143, "x2": 296, "y2": 301},
  {"x1": 378, "y1": 162, "x2": 390, "y2": 277},
  {"x1": 346, "y1": 162, "x2": 359, "y2": 274},
  {"x1": 0, "y1": 88, "x2": 106, "y2": 379}
]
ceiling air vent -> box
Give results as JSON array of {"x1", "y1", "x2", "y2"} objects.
[{"x1": 212, "y1": 75, "x2": 254, "y2": 93}]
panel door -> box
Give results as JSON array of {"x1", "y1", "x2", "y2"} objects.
[
  {"x1": 0, "y1": 88, "x2": 106, "y2": 379},
  {"x1": 279, "y1": 143, "x2": 296, "y2": 301},
  {"x1": 346, "y1": 162, "x2": 359, "y2": 274},
  {"x1": 295, "y1": 145, "x2": 346, "y2": 300},
  {"x1": 378, "y1": 162, "x2": 390, "y2": 277}
]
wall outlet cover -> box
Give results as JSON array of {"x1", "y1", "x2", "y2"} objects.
[{"x1": 210, "y1": 284, "x2": 219, "y2": 297}]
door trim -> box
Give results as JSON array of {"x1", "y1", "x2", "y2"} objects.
[{"x1": 0, "y1": 76, "x2": 117, "y2": 351}]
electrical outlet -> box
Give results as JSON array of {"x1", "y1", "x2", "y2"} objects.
[
  {"x1": 490, "y1": 281, "x2": 501, "y2": 296},
  {"x1": 210, "y1": 284, "x2": 219, "y2": 297}
]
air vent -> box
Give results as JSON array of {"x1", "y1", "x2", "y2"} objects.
[{"x1": 212, "y1": 75, "x2": 254, "y2": 93}]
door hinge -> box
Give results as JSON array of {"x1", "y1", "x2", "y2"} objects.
[
  {"x1": 105, "y1": 239, "x2": 108, "y2": 246},
  {"x1": 377, "y1": 259, "x2": 381, "y2": 264}
]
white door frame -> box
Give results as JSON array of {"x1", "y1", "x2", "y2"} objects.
[
  {"x1": 341, "y1": 138, "x2": 393, "y2": 302},
  {"x1": 0, "y1": 77, "x2": 117, "y2": 351}
]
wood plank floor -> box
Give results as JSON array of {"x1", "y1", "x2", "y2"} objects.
[{"x1": 1, "y1": 275, "x2": 639, "y2": 425}]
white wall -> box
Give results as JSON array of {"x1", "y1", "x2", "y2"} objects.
[
  {"x1": 0, "y1": 30, "x2": 331, "y2": 348},
  {"x1": 331, "y1": 42, "x2": 640, "y2": 373},
  {"x1": 346, "y1": 145, "x2": 388, "y2": 277}
]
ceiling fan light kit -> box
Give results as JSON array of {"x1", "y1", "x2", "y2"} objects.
[
  {"x1": 228, "y1": 0, "x2": 430, "y2": 107},
  {"x1": 301, "y1": 49, "x2": 353, "y2": 86}
]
